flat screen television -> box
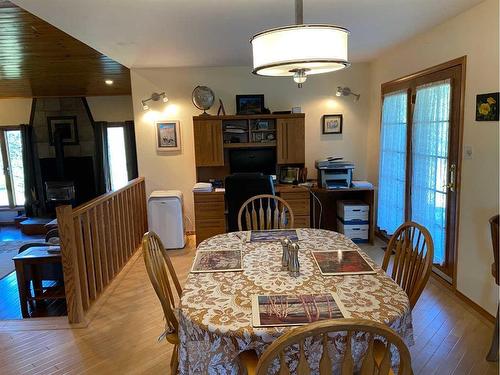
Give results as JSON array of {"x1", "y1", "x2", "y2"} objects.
[{"x1": 229, "y1": 148, "x2": 276, "y2": 175}]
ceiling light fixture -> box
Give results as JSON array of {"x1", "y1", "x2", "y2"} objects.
[
  {"x1": 250, "y1": 0, "x2": 350, "y2": 88},
  {"x1": 141, "y1": 92, "x2": 168, "y2": 111},
  {"x1": 336, "y1": 86, "x2": 360, "y2": 101},
  {"x1": 105, "y1": 79, "x2": 114, "y2": 85}
]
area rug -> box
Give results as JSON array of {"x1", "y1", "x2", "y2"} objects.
[{"x1": 0, "y1": 240, "x2": 43, "y2": 279}]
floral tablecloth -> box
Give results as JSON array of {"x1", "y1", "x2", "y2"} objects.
[{"x1": 178, "y1": 229, "x2": 414, "y2": 374}]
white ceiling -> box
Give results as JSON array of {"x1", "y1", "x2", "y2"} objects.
[{"x1": 12, "y1": 0, "x2": 483, "y2": 69}]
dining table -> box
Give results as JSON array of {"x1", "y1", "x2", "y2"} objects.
[{"x1": 178, "y1": 228, "x2": 414, "y2": 374}]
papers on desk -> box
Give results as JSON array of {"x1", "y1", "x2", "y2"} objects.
[
  {"x1": 251, "y1": 293, "x2": 348, "y2": 327},
  {"x1": 193, "y1": 182, "x2": 213, "y2": 193}
]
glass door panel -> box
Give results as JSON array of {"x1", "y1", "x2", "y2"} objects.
[
  {"x1": 377, "y1": 90, "x2": 408, "y2": 235},
  {"x1": 0, "y1": 147, "x2": 8, "y2": 206},
  {"x1": 411, "y1": 79, "x2": 451, "y2": 266},
  {"x1": 106, "y1": 127, "x2": 129, "y2": 190},
  {"x1": 5, "y1": 130, "x2": 25, "y2": 206}
]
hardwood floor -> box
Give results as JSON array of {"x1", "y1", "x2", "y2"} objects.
[{"x1": 0, "y1": 236, "x2": 497, "y2": 374}]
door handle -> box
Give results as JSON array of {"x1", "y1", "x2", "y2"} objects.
[{"x1": 444, "y1": 163, "x2": 456, "y2": 192}]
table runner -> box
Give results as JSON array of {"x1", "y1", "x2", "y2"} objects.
[{"x1": 178, "y1": 229, "x2": 414, "y2": 374}]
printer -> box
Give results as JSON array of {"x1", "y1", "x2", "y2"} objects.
[{"x1": 315, "y1": 158, "x2": 355, "y2": 189}]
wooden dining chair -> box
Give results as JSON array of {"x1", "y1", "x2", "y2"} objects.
[
  {"x1": 242, "y1": 318, "x2": 412, "y2": 375},
  {"x1": 382, "y1": 221, "x2": 434, "y2": 309},
  {"x1": 237, "y1": 194, "x2": 294, "y2": 231},
  {"x1": 142, "y1": 231, "x2": 183, "y2": 373}
]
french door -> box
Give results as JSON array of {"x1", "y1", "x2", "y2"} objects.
[
  {"x1": 0, "y1": 127, "x2": 25, "y2": 208},
  {"x1": 377, "y1": 58, "x2": 465, "y2": 282}
]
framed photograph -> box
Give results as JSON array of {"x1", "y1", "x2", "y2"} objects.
[
  {"x1": 191, "y1": 250, "x2": 243, "y2": 273},
  {"x1": 476, "y1": 92, "x2": 499, "y2": 121},
  {"x1": 47, "y1": 116, "x2": 79, "y2": 145},
  {"x1": 236, "y1": 94, "x2": 265, "y2": 115},
  {"x1": 156, "y1": 120, "x2": 181, "y2": 152},
  {"x1": 247, "y1": 229, "x2": 301, "y2": 243},
  {"x1": 322, "y1": 114, "x2": 343, "y2": 134},
  {"x1": 311, "y1": 250, "x2": 376, "y2": 276},
  {"x1": 252, "y1": 293, "x2": 348, "y2": 327}
]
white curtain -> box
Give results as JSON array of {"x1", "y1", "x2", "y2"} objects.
[
  {"x1": 411, "y1": 79, "x2": 451, "y2": 265},
  {"x1": 377, "y1": 91, "x2": 407, "y2": 235}
]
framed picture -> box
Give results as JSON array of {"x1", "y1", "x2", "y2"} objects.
[
  {"x1": 47, "y1": 116, "x2": 79, "y2": 145},
  {"x1": 252, "y1": 293, "x2": 348, "y2": 327},
  {"x1": 156, "y1": 120, "x2": 181, "y2": 152},
  {"x1": 236, "y1": 94, "x2": 265, "y2": 115},
  {"x1": 322, "y1": 114, "x2": 343, "y2": 134},
  {"x1": 476, "y1": 92, "x2": 499, "y2": 121}
]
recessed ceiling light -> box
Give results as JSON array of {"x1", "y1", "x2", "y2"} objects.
[{"x1": 105, "y1": 79, "x2": 114, "y2": 85}]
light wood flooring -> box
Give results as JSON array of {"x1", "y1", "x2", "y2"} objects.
[{"x1": 0, "y1": 236, "x2": 497, "y2": 375}]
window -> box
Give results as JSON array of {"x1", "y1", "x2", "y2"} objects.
[
  {"x1": 0, "y1": 128, "x2": 25, "y2": 207},
  {"x1": 106, "y1": 127, "x2": 129, "y2": 190}
]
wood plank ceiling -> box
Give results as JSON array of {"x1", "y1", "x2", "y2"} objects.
[{"x1": 0, "y1": 0, "x2": 131, "y2": 97}]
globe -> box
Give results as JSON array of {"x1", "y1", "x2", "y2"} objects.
[{"x1": 192, "y1": 86, "x2": 215, "y2": 115}]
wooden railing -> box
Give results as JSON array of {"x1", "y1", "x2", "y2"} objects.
[{"x1": 56, "y1": 177, "x2": 148, "y2": 323}]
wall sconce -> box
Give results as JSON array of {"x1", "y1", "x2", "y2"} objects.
[
  {"x1": 336, "y1": 86, "x2": 360, "y2": 102},
  {"x1": 141, "y1": 92, "x2": 168, "y2": 110}
]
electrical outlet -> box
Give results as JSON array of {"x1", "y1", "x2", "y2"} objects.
[{"x1": 463, "y1": 145, "x2": 473, "y2": 160}]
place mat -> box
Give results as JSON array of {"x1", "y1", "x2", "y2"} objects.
[
  {"x1": 252, "y1": 293, "x2": 348, "y2": 327},
  {"x1": 246, "y1": 229, "x2": 300, "y2": 243},
  {"x1": 311, "y1": 250, "x2": 376, "y2": 276},
  {"x1": 191, "y1": 250, "x2": 243, "y2": 273}
]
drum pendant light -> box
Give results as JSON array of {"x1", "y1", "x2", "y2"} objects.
[{"x1": 250, "y1": 0, "x2": 350, "y2": 88}]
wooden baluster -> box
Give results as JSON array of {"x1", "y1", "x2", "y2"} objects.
[
  {"x1": 114, "y1": 195, "x2": 124, "y2": 268},
  {"x1": 56, "y1": 205, "x2": 85, "y2": 324},
  {"x1": 103, "y1": 202, "x2": 115, "y2": 279},
  {"x1": 91, "y1": 208, "x2": 103, "y2": 293},
  {"x1": 73, "y1": 215, "x2": 89, "y2": 310},
  {"x1": 278, "y1": 351, "x2": 290, "y2": 375},
  {"x1": 109, "y1": 198, "x2": 119, "y2": 274},
  {"x1": 360, "y1": 334, "x2": 375, "y2": 375},
  {"x1": 251, "y1": 201, "x2": 258, "y2": 230},
  {"x1": 297, "y1": 341, "x2": 311, "y2": 375},
  {"x1": 82, "y1": 211, "x2": 97, "y2": 301},
  {"x1": 119, "y1": 190, "x2": 129, "y2": 261},
  {"x1": 377, "y1": 342, "x2": 392, "y2": 375},
  {"x1": 141, "y1": 180, "x2": 148, "y2": 233},
  {"x1": 130, "y1": 186, "x2": 138, "y2": 248},
  {"x1": 341, "y1": 332, "x2": 353, "y2": 375},
  {"x1": 97, "y1": 204, "x2": 109, "y2": 287},
  {"x1": 319, "y1": 334, "x2": 332, "y2": 374},
  {"x1": 125, "y1": 188, "x2": 133, "y2": 256}
]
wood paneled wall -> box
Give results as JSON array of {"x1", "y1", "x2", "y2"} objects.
[{"x1": 57, "y1": 177, "x2": 148, "y2": 323}]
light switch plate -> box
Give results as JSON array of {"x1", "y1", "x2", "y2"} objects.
[{"x1": 463, "y1": 145, "x2": 473, "y2": 159}]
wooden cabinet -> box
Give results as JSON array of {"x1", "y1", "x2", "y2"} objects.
[
  {"x1": 277, "y1": 118, "x2": 305, "y2": 164},
  {"x1": 193, "y1": 119, "x2": 224, "y2": 167},
  {"x1": 279, "y1": 188, "x2": 310, "y2": 228},
  {"x1": 194, "y1": 192, "x2": 226, "y2": 246}
]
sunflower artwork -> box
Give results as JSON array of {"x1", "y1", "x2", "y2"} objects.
[{"x1": 476, "y1": 92, "x2": 499, "y2": 121}]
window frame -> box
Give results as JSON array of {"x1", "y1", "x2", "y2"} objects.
[{"x1": 0, "y1": 125, "x2": 24, "y2": 209}]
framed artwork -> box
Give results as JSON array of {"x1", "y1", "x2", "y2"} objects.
[
  {"x1": 476, "y1": 92, "x2": 499, "y2": 121},
  {"x1": 47, "y1": 116, "x2": 79, "y2": 145},
  {"x1": 252, "y1": 293, "x2": 347, "y2": 327},
  {"x1": 191, "y1": 250, "x2": 243, "y2": 273},
  {"x1": 311, "y1": 250, "x2": 376, "y2": 276},
  {"x1": 236, "y1": 94, "x2": 265, "y2": 115},
  {"x1": 156, "y1": 120, "x2": 181, "y2": 152},
  {"x1": 322, "y1": 114, "x2": 343, "y2": 134}
]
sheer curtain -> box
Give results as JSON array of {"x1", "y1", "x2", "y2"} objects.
[
  {"x1": 411, "y1": 79, "x2": 451, "y2": 265},
  {"x1": 377, "y1": 91, "x2": 407, "y2": 235}
]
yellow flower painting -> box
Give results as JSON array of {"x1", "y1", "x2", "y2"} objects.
[{"x1": 476, "y1": 92, "x2": 499, "y2": 121}]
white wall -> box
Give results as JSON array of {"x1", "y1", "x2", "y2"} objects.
[
  {"x1": 131, "y1": 64, "x2": 372, "y2": 231},
  {"x1": 86, "y1": 95, "x2": 134, "y2": 122},
  {"x1": 367, "y1": 0, "x2": 499, "y2": 314},
  {"x1": 0, "y1": 98, "x2": 32, "y2": 125}
]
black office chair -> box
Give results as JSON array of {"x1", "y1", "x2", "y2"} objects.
[{"x1": 225, "y1": 173, "x2": 275, "y2": 232}]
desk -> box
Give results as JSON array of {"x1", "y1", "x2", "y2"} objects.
[
  {"x1": 311, "y1": 187, "x2": 375, "y2": 244},
  {"x1": 193, "y1": 185, "x2": 311, "y2": 246},
  {"x1": 13, "y1": 246, "x2": 64, "y2": 318}
]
